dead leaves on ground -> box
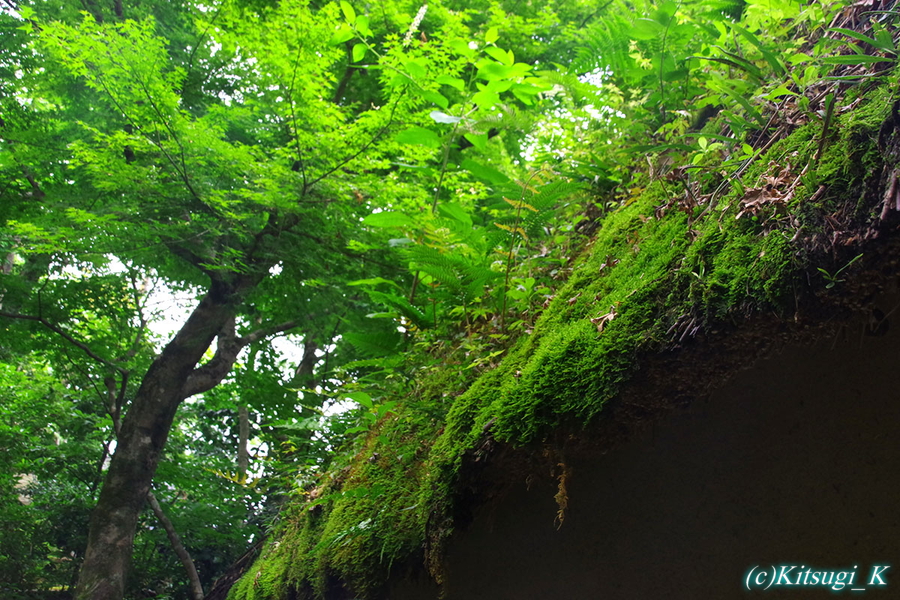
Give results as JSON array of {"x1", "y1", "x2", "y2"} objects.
[{"x1": 735, "y1": 161, "x2": 798, "y2": 221}]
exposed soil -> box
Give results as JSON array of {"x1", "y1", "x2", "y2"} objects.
[{"x1": 391, "y1": 276, "x2": 900, "y2": 599}]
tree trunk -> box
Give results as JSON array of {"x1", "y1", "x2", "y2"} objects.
[
  {"x1": 74, "y1": 283, "x2": 238, "y2": 600},
  {"x1": 104, "y1": 376, "x2": 205, "y2": 600}
]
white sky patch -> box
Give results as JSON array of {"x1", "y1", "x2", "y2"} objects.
[
  {"x1": 143, "y1": 284, "x2": 200, "y2": 343},
  {"x1": 50, "y1": 254, "x2": 307, "y2": 372},
  {"x1": 520, "y1": 68, "x2": 615, "y2": 163},
  {"x1": 323, "y1": 398, "x2": 356, "y2": 417},
  {"x1": 270, "y1": 333, "x2": 306, "y2": 372}
]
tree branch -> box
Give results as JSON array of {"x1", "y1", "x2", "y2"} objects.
[
  {"x1": 240, "y1": 319, "x2": 301, "y2": 345},
  {"x1": 166, "y1": 243, "x2": 222, "y2": 281},
  {"x1": 291, "y1": 230, "x2": 403, "y2": 272},
  {"x1": 89, "y1": 68, "x2": 207, "y2": 209},
  {"x1": 332, "y1": 43, "x2": 356, "y2": 104},
  {"x1": 115, "y1": 270, "x2": 149, "y2": 363},
  {"x1": 287, "y1": 42, "x2": 309, "y2": 191},
  {"x1": 237, "y1": 404, "x2": 250, "y2": 478},
  {"x1": 181, "y1": 317, "x2": 239, "y2": 398},
  {"x1": 0, "y1": 311, "x2": 125, "y2": 373},
  {"x1": 305, "y1": 90, "x2": 405, "y2": 190},
  {"x1": 181, "y1": 318, "x2": 300, "y2": 398},
  {"x1": 129, "y1": 74, "x2": 204, "y2": 204},
  {"x1": 0, "y1": 121, "x2": 46, "y2": 199},
  {"x1": 147, "y1": 491, "x2": 205, "y2": 600}
]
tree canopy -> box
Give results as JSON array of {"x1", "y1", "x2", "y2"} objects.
[{"x1": 0, "y1": 0, "x2": 888, "y2": 597}]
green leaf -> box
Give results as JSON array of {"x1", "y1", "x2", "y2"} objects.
[
  {"x1": 787, "y1": 52, "x2": 813, "y2": 64},
  {"x1": 461, "y1": 158, "x2": 510, "y2": 184},
  {"x1": 340, "y1": 1, "x2": 356, "y2": 23},
  {"x1": 874, "y1": 25, "x2": 896, "y2": 53},
  {"x1": 462, "y1": 132, "x2": 489, "y2": 151},
  {"x1": 437, "y1": 202, "x2": 473, "y2": 227},
  {"x1": 484, "y1": 46, "x2": 513, "y2": 66},
  {"x1": 828, "y1": 27, "x2": 893, "y2": 53},
  {"x1": 362, "y1": 211, "x2": 415, "y2": 227},
  {"x1": 630, "y1": 18, "x2": 664, "y2": 40},
  {"x1": 343, "y1": 330, "x2": 403, "y2": 357},
  {"x1": 485, "y1": 26, "x2": 499, "y2": 44},
  {"x1": 347, "y1": 277, "x2": 402, "y2": 288},
  {"x1": 436, "y1": 75, "x2": 466, "y2": 91},
  {"x1": 449, "y1": 38, "x2": 477, "y2": 58},
  {"x1": 710, "y1": 46, "x2": 766, "y2": 80},
  {"x1": 509, "y1": 83, "x2": 544, "y2": 96},
  {"x1": 328, "y1": 26, "x2": 354, "y2": 46},
  {"x1": 662, "y1": 68, "x2": 689, "y2": 82},
  {"x1": 763, "y1": 85, "x2": 798, "y2": 100},
  {"x1": 822, "y1": 54, "x2": 891, "y2": 65},
  {"x1": 720, "y1": 87, "x2": 767, "y2": 129},
  {"x1": 653, "y1": 0, "x2": 677, "y2": 25},
  {"x1": 732, "y1": 23, "x2": 786, "y2": 75},
  {"x1": 356, "y1": 15, "x2": 372, "y2": 37},
  {"x1": 352, "y1": 43, "x2": 366, "y2": 62},
  {"x1": 345, "y1": 391, "x2": 373, "y2": 408},
  {"x1": 394, "y1": 127, "x2": 441, "y2": 147},
  {"x1": 471, "y1": 88, "x2": 501, "y2": 109},
  {"x1": 363, "y1": 289, "x2": 429, "y2": 327},
  {"x1": 476, "y1": 61, "x2": 513, "y2": 81},
  {"x1": 422, "y1": 90, "x2": 450, "y2": 109},
  {"x1": 405, "y1": 60, "x2": 427, "y2": 79}
]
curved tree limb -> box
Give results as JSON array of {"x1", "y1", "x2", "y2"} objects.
[
  {"x1": 182, "y1": 318, "x2": 300, "y2": 398},
  {"x1": 0, "y1": 311, "x2": 125, "y2": 373},
  {"x1": 147, "y1": 491, "x2": 204, "y2": 600}
]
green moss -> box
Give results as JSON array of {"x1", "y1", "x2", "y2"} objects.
[{"x1": 229, "y1": 82, "x2": 898, "y2": 600}]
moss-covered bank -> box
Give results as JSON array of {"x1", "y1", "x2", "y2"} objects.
[{"x1": 228, "y1": 77, "x2": 900, "y2": 600}]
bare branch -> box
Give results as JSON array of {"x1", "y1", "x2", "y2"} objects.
[
  {"x1": 0, "y1": 311, "x2": 125, "y2": 373},
  {"x1": 115, "y1": 270, "x2": 149, "y2": 363},
  {"x1": 305, "y1": 90, "x2": 405, "y2": 190},
  {"x1": 147, "y1": 491, "x2": 205, "y2": 600},
  {"x1": 287, "y1": 41, "x2": 308, "y2": 191},
  {"x1": 240, "y1": 319, "x2": 300, "y2": 345}
]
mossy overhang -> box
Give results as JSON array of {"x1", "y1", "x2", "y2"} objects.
[{"x1": 222, "y1": 76, "x2": 900, "y2": 600}]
